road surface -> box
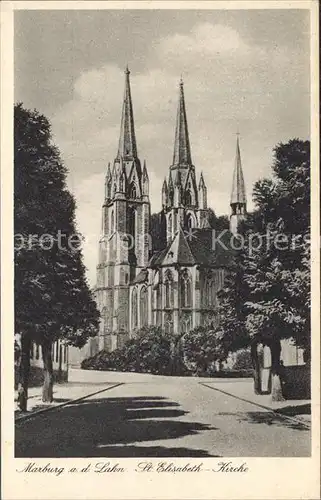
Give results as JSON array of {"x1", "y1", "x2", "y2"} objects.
[{"x1": 15, "y1": 372, "x2": 310, "y2": 457}]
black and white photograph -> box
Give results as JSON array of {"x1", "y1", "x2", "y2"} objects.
[{"x1": 1, "y1": 1, "x2": 320, "y2": 499}]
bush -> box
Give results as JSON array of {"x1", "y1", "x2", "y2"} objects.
[
  {"x1": 182, "y1": 326, "x2": 225, "y2": 375},
  {"x1": 81, "y1": 327, "x2": 179, "y2": 375},
  {"x1": 233, "y1": 348, "x2": 253, "y2": 371}
]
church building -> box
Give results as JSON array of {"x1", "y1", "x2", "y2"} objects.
[{"x1": 93, "y1": 68, "x2": 246, "y2": 352}]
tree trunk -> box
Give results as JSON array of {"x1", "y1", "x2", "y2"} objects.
[
  {"x1": 42, "y1": 340, "x2": 54, "y2": 403},
  {"x1": 17, "y1": 335, "x2": 32, "y2": 411},
  {"x1": 270, "y1": 340, "x2": 285, "y2": 402},
  {"x1": 251, "y1": 342, "x2": 262, "y2": 395}
]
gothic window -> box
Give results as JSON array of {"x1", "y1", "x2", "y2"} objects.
[
  {"x1": 164, "y1": 270, "x2": 174, "y2": 308},
  {"x1": 185, "y1": 213, "x2": 193, "y2": 231},
  {"x1": 167, "y1": 213, "x2": 172, "y2": 239},
  {"x1": 113, "y1": 183, "x2": 117, "y2": 196},
  {"x1": 181, "y1": 312, "x2": 192, "y2": 334},
  {"x1": 131, "y1": 288, "x2": 138, "y2": 329},
  {"x1": 173, "y1": 211, "x2": 178, "y2": 233},
  {"x1": 140, "y1": 286, "x2": 148, "y2": 327},
  {"x1": 164, "y1": 312, "x2": 173, "y2": 334},
  {"x1": 205, "y1": 273, "x2": 217, "y2": 307},
  {"x1": 110, "y1": 210, "x2": 115, "y2": 233},
  {"x1": 181, "y1": 269, "x2": 192, "y2": 308},
  {"x1": 36, "y1": 344, "x2": 40, "y2": 360},
  {"x1": 119, "y1": 175, "x2": 124, "y2": 192},
  {"x1": 156, "y1": 285, "x2": 162, "y2": 309},
  {"x1": 129, "y1": 182, "x2": 137, "y2": 199},
  {"x1": 127, "y1": 206, "x2": 136, "y2": 256},
  {"x1": 185, "y1": 190, "x2": 192, "y2": 206}
]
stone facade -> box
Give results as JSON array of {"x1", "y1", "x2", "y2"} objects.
[{"x1": 92, "y1": 69, "x2": 239, "y2": 352}]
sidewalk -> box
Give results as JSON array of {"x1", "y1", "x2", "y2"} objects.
[
  {"x1": 15, "y1": 379, "x2": 119, "y2": 421},
  {"x1": 203, "y1": 378, "x2": 311, "y2": 426}
]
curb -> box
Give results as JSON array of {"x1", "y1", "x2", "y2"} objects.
[
  {"x1": 200, "y1": 382, "x2": 311, "y2": 429},
  {"x1": 15, "y1": 382, "x2": 124, "y2": 423}
]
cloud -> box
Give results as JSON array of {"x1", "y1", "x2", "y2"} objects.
[
  {"x1": 51, "y1": 22, "x2": 309, "y2": 285},
  {"x1": 157, "y1": 23, "x2": 253, "y2": 61}
]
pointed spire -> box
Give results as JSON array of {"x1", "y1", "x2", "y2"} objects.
[
  {"x1": 117, "y1": 67, "x2": 137, "y2": 159},
  {"x1": 230, "y1": 135, "x2": 246, "y2": 205},
  {"x1": 172, "y1": 79, "x2": 192, "y2": 167},
  {"x1": 198, "y1": 171, "x2": 205, "y2": 189},
  {"x1": 162, "y1": 178, "x2": 168, "y2": 206},
  {"x1": 142, "y1": 160, "x2": 148, "y2": 180}
]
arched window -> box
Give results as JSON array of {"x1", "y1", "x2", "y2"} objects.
[
  {"x1": 173, "y1": 211, "x2": 178, "y2": 233},
  {"x1": 127, "y1": 206, "x2": 136, "y2": 256},
  {"x1": 182, "y1": 313, "x2": 192, "y2": 333},
  {"x1": 164, "y1": 270, "x2": 174, "y2": 308},
  {"x1": 113, "y1": 183, "x2": 117, "y2": 196},
  {"x1": 181, "y1": 270, "x2": 192, "y2": 308},
  {"x1": 140, "y1": 286, "x2": 148, "y2": 327},
  {"x1": 36, "y1": 344, "x2": 40, "y2": 360},
  {"x1": 205, "y1": 274, "x2": 216, "y2": 307},
  {"x1": 131, "y1": 288, "x2": 138, "y2": 329},
  {"x1": 129, "y1": 182, "x2": 137, "y2": 199},
  {"x1": 167, "y1": 213, "x2": 172, "y2": 239},
  {"x1": 110, "y1": 209, "x2": 115, "y2": 234},
  {"x1": 185, "y1": 190, "x2": 192, "y2": 206},
  {"x1": 164, "y1": 312, "x2": 173, "y2": 334},
  {"x1": 119, "y1": 175, "x2": 124, "y2": 192}
]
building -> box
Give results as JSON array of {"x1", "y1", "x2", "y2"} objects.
[
  {"x1": 93, "y1": 68, "x2": 245, "y2": 353},
  {"x1": 14, "y1": 336, "x2": 68, "y2": 388},
  {"x1": 72, "y1": 68, "x2": 309, "y2": 399}
]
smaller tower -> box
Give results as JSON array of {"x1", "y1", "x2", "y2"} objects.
[
  {"x1": 162, "y1": 178, "x2": 168, "y2": 207},
  {"x1": 230, "y1": 134, "x2": 247, "y2": 235}
]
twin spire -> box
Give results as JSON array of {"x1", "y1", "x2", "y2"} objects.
[
  {"x1": 172, "y1": 78, "x2": 192, "y2": 167},
  {"x1": 117, "y1": 66, "x2": 137, "y2": 159},
  {"x1": 117, "y1": 68, "x2": 192, "y2": 168},
  {"x1": 116, "y1": 67, "x2": 246, "y2": 211}
]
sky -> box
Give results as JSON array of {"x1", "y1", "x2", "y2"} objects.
[{"x1": 14, "y1": 9, "x2": 310, "y2": 285}]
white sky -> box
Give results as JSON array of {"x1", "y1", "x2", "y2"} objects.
[{"x1": 15, "y1": 9, "x2": 310, "y2": 285}]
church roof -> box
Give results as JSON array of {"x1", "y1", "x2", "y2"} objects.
[
  {"x1": 172, "y1": 79, "x2": 192, "y2": 168},
  {"x1": 117, "y1": 67, "x2": 138, "y2": 160},
  {"x1": 149, "y1": 227, "x2": 234, "y2": 268},
  {"x1": 161, "y1": 227, "x2": 196, "y2": 266},
  {"x1": 230, "y1": 136, "x2": 246, "y2": 205}
]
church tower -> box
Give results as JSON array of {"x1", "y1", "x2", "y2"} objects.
[
  {"x1": 96, "y1": 67, "x2": 151, "y2": 347},
  {"x1": 230, "y1": 135, "x2": 247, "y2": 235},
  {"x1": 163, "y1": 79, "x2": 209, "y2": 242}
]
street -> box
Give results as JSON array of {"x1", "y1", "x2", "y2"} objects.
[{"x1": 15, "y1": 371, "x2": 310, "y2": 457}]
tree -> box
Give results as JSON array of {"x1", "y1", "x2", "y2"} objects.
[
  {"x1": 14, "y1": 104, "x2": 100, "y2": 409},
  {"x1": 213, "y1": 139, "x2": 310, "y2": 400},
  {"x1": 182, "y1": 326, "x2": 225, "y2": 375},
  {"x1": 150, "y1": 211, "x2": 166, "y2": 252},
  {"x1": 208, "y1": 208, "x2": 230, "y2": 231},
  {"x1": 244, "y1": 139, "x2": 310, "y2": 400}
]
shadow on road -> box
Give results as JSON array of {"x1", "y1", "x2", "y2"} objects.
[
  {"x1": 217, "y1": 411, "x2": 309, "y2": 430},
  {"x1": 275, "y1": 403, "x2": 311, "y2": 417},
  {"x1": 15, "y1": 396, "x2": 219, "y2": 458}
]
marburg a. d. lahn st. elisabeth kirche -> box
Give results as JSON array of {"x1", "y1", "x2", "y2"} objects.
[{"x1": 88, "y1": 67, "x2": 247, "y2": 355}]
